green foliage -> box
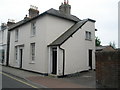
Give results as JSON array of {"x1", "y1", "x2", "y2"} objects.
[{"x1": 95, "y1": 37, "x2": 101, "y2": 46}]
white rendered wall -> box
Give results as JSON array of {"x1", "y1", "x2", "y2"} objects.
[
  {"x1": 0, "y1": 28, "x2": 8, "y2": 65},
  {"x1": 61, "y1": 21, "x2": 95, "y2": 75},
  {"x1": 9, "y1": 15, "x2": 48, "y2": 73},
  {"x1": 9, "y1": 14, "x2": 75, "y2": 74},
  {"x1": 45, "y1": 15, "x2": 75, "y2": 45}
]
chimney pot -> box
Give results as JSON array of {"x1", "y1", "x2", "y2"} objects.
[
  {"x1": 59, "y1": 0, "x2": 71, "y2": 15},
  {"x1": 1, "y1": 23, "x2": 7, "y2": 30},
  {"x1": 7, "y1": 19, "x2": 15, "y2": 27},
  {"x1": 29, "y1": 5, "x2": 39, "y2": 18}
]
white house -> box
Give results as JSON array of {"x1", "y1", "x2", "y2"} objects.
[
  {"x1": 0, "y1": 20, "x2": 15, "y2": 65},
  {"x1": 8, "y1": 2, "x2": 96, "y2": 76},
  {"x1": 0, "y1": 23, "x2": 8, "y2": 65}
]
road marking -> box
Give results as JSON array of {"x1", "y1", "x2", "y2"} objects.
[{"x1": 0, "y1": 72, "x2": 38, "y2": 88}]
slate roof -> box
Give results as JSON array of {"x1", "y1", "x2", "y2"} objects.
[
  {"x1": 46, "y1": 8, "x2": 80, "y2": 22},
  {"x1": 49, "y1": 19, "x2": 95, "y2": 46},
  {"x1": 9, "y1": 8, "x2": 80, "y2": 31}
]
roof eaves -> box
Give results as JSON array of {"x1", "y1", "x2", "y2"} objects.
[
  {"x1": 8, "y1": 12, "x2": 47, "y2": 31},
  {"x1": 59, "y1": 20, "x2": 88, "y2": 45},
  {"x1": 87, "y1": 18, "x2": 96, "y2": 22}
]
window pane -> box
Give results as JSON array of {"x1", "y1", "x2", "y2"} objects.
[
  {"x1": 89, "y1": 32, "x2": 91, "y2": 40},
  {"x1": 15, "y1": 46, "x2": 18, "y2": 60},
  {"x1": 85, "y1": 31, "x2": 91, "y2": 40},
  {"x1": 31, "y1": 43, "x2": 35, "y2": 61},
  {"x1": 15, "y1": 29, "x2": 18, "y2": 41},
  {"x1": 31, "y1": 22, "x2": 36, "y2": 36}
]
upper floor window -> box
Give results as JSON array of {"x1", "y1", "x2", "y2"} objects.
[
  {"x1": 15, "y1": 29, "x2": 19, "y2": 41},
  {"x1": 31, "y1": 22, "x2": 36, "y2": 36},
  {"x1": 85, "y1": 31, "x2": 91, "y2": 40}
]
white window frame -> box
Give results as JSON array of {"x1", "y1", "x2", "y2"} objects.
[
  {"x1": 85, "y1": 31, "x2": 92, "y2": 40},
  {"x1": 31, "y1": 22, "x2": 36, "y2": 36},
  {"x1": 15, "y1": 29, "x2": 19, "y2": 41},
  {"x1": 30, "y1": 43, "x2": 35, "y2": 63}
]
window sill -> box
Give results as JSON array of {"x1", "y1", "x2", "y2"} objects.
[
  {"x1": 29, "y1": 61, "x2": 35, "y2": 64},
  {"x1": 30, "y1": 35, "x2": 35, "y2": 38},
  {"x1": 15, "y1": 40, "x2": 18, "y2": 42},
  {"x1": 85, "y1": 39, "x2": 92, "y2": 41}
]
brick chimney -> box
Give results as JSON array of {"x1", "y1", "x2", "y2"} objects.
[
  {"x1": 7, "y1": 19, "x2": 15, "y2": 27},
  {"x1": 1, "y1": 23, "x2": 7, "y2": 30},
  {"x1": 59, "y1": 0, "x2": 71, "y2": 15},
  {"x1": 29, "y1": 5, "x2": 39, "y2": 18}
]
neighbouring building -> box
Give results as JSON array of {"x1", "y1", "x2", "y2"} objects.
[
  {"x1": 96, "y1": 46, "x2": 116, "y2": 52},
  {"x1": 8, "y1": 2, "x2": 96, "y2": 76},
  {"x1": 0, "y1": 23, "x2": 8, "y2": 65},
  {"x1": 0, "y1": 20, "x2": 15, "y2": 65}
]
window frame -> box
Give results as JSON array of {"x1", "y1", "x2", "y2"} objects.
[
  {"x1": 85, "y1": 31, "x2": 92, "y2": 40},
  {"x1": 15, "y1": 29, "x2": 19, "y2": 42},
  {"x1": 31, "y1": 21, "x2": 36, "y2": 37},
  {"x1": 30, "y1": 43, "x2": 35, "y2": 62}
]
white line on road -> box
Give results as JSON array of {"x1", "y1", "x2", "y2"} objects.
[{"x1": 0, "y1": 72, "x2": 38, "y2": 88}]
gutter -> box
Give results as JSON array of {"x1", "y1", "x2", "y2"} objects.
[{"x1": 59, "y1": 46, "x2": 65, "y2": 76}]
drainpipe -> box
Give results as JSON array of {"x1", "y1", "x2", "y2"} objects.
[
  {"x1": 59, "y1": 46, "x2": 65, "y2": 76},
  {"x1": 6, "y1": 30, "x2": 10, "y2": 66}
]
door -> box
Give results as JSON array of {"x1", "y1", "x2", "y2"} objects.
[
  {"x1": 89, "y1": 50, "x2": 92, "y2": 70},
  {"x1": 19, "y1": 48, "x2": 23, "y2": 68},
  {"x1": 52, "y1": 47, "x2": 57, "y2": 74}
]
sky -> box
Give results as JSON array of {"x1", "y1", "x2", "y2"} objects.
[{"x1": 0, "y1": 0, "x2": 119, "y2": 47}]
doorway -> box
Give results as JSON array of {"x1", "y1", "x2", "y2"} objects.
[
  {"x1": 52, "y1": 47, "x2": 57, "y2": 74},
  {"x1": 89, "y1": 50, "x2": 92, "y2": 70},
  {"x1": 19, "y1": 48, "x2": 23, "y2": 68}
]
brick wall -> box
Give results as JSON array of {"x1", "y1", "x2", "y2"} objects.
[{"x1": 96, "y1": 50, "x2": 120, "y2": 88}]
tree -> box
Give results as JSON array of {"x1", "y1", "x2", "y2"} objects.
[
  {"x1": 95, "y1": 37, "x2": 101, "y2": 46},
  {"x1": 109, "y1": 41, "x2": 116, "y2": 49}
]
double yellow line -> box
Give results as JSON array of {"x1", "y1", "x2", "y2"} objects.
[{"x1": 0, "y1": 72, "x2": 38, "y2": 88}]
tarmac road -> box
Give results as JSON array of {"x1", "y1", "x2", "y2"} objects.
[{"x1": 1, "y1": 72, "x2": 39, "y2": 89}]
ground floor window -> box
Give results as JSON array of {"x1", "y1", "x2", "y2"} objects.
[{"x1": 31, "y1": 43, "x2": 35, "y2": 61}]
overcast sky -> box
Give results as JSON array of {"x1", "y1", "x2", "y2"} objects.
[{"x1": 0, "y1": 0, "x2": 119, "y2": 47}]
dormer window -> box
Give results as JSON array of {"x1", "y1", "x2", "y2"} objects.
[
  {"x1": 85, "y1": 31, "x2": 91, "y2": 40},
  {"x1": 31, "y1": 22, "x2": 36, "y2": 36}
]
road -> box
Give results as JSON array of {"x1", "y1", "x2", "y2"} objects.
[{"x1": 1, "y1": 72, "x2": 40, "y2": 89}]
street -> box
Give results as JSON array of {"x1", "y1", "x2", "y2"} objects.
[{"x1": 1, "y1": 72, "x2": 39, "y2": 89}]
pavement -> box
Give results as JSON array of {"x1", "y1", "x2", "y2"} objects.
[{"x1": 1, "y1": 65, "x2": 96, "y2": 88}]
